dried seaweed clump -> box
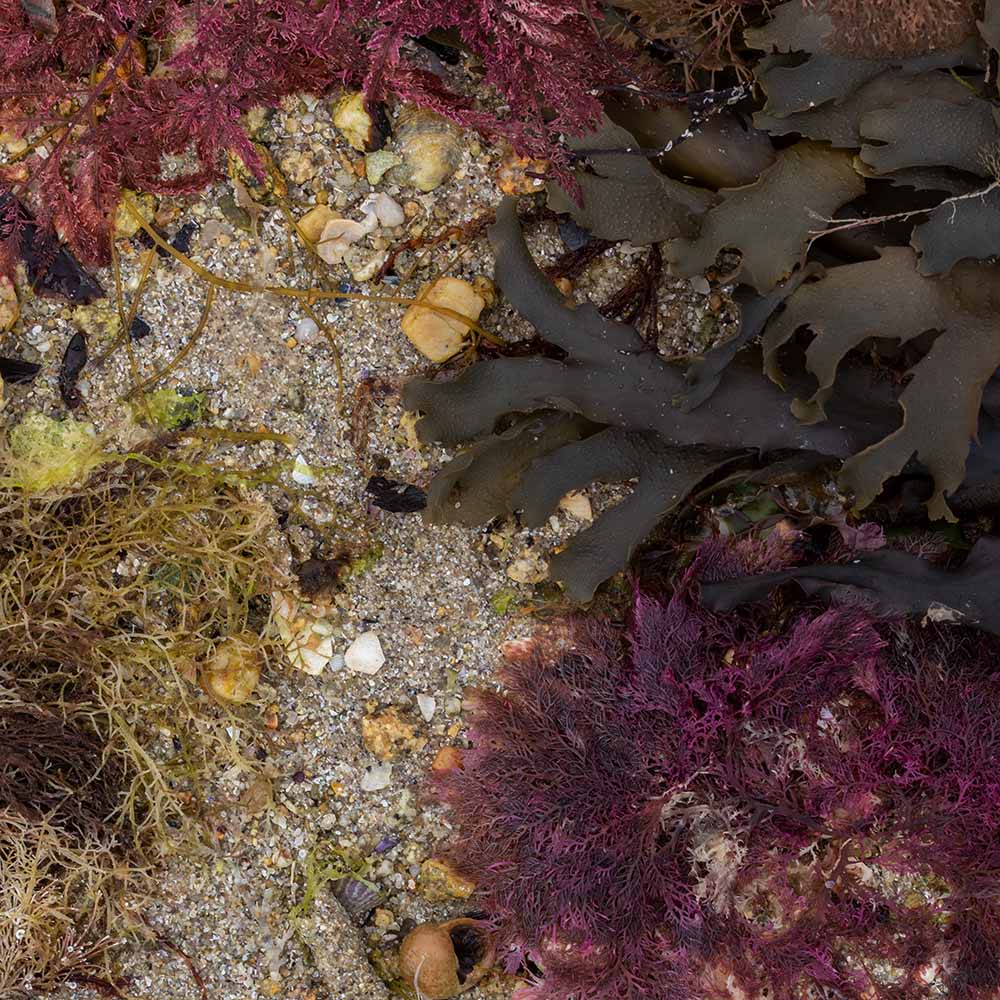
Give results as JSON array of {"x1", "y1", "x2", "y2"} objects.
[
  {"x1": 825, "y1": 0, "x2": 981, "y2": 59},
  {"x1": 435, "y1": 538, "x2": 1000, "y2": 1000},
  {"x1": 0, "y1": 436, "x2": 284, "y2": 994}
]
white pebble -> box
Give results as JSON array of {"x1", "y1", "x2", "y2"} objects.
[
  {"x1": 345, "y1": 631, "x2": 385, "y2": 674},
  {"x1": 361, "y1": 762, "x2": 392, "y2": 791},
  {"x1": 295, "y1": 317, "x2": 319, "y2": 342},
  {"x1": 417, "y1": 693, "x2": 436, "y2": 722}
]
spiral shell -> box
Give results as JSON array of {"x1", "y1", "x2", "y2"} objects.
[
  {"x1": 331, "y1": 876, "x2": 381, "y2": 923},
  {"x1": 390, "y1": 107, "x2": 462, "y2": 192}
]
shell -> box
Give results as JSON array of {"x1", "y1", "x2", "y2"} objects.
[
  {"x1": 201, "y1": 635, "x2": 261, "y2": 704},
  {"x1": 390, "y1": 107, "x2": 462, "y2": 192},
  {"x1": 331, "y1": 876, "x2": 381, "y2": 923},
  {"x1": 398, "y1": 918, "x2": 495, "y2": 999}
]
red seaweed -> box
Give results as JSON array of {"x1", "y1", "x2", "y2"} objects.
[{"x1": 435, "y1": 537, "x2": 1000, "y2": 999}]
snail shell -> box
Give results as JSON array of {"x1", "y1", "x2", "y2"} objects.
[
  {"x1": 390, "y1": 107, "x2": 462, "y2": 192},
  {"x1": 398, "y1": 917, "x2": 495, "y2": 999},
  {"x1": 331, "y1": 876, "x2": 381, "y2": 924}
]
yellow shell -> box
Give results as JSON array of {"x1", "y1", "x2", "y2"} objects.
[{"x1": 391, "y1": 107, "x2": 462, "y2": 192}]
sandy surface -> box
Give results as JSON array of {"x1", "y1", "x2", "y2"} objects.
[{"x1": 2, "y1": 91, "x2": 710, "y2": 1000}]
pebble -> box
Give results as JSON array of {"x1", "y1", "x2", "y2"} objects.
[
  {"x1": 360, "y1": 762, "x2": 393, "y2": 792},
  {"x1": 400, "y1": 276, "x2": 486, "y2": 362},
  {"x1": 689, "y1": 275, "x2": 711, "y2": 295},
  {"x1": 558, "y1": 491, "x2": 593, "y2": 522},
  {"x1": 295, "y1": 317, "x2": 319, "y2": 342},
  {"x1": 417, "y1": 693, "x2": 436, "y2": 722},
  {"x1": 345, "y1": 631, "x2": 385, "y2": 674}
]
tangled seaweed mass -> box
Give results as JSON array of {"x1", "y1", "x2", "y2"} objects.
[{"x1": 435, "y1": 536, "x2": 1000, "y2": 1000}]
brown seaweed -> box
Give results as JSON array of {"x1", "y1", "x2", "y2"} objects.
[
  {"x1": 761, "y1": 248, "x2": 1000, "y2": 518},
  {"x1": 911, "y1": 185, "x2": 1000, "y2": 273},
  {"x1": 663, "y1": 142, "x2": 864, "y2": 293},
  {"x1": 701, "y1": 535, "x2": 1000, "y2": 637},
  {"x1": 746, "y1": 0, "x2": 982, "y2": 119},
  {"x1": 403, "y1": 201, "x2": 904, "y2": 600},
  {"x1": 403, "y1": 199, "x2": 895, "y2": 459},
  {"x1": 546, "y1": 116, "x2": 716, "y2": 245}
]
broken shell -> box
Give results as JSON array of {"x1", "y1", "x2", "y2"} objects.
[
  {"x1": 398, "y1": 918, "x2": 495, "y2": 1000},
  {"x1": 400, "y1": 276, "x2": 486, "y2": 363},
  {"x1": 390, "y1": 107, "x2": 462, "y2": 192},
  {"x1": 272, "y1": 591, "x2": 335, "y2": 675},
  {"x1": 345, "y1": 631, "x2": 385, "y2": 674},
  {"x1": 332, "y1": 92, "x2": 388, "y2": 152},
  {"x1": 201, "y1": 635, "x2": 262, "y2": 704},
  {"x1": 331, "y1": 876, "x2": 382, "y2": 924}
]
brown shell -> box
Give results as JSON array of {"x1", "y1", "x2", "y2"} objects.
[{"x1": 398, "y1": 917, "x2": 495, "y2": 999}]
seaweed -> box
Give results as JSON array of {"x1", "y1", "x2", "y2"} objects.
[
  {"x1": 663, "y1": 142, "x2": 864, "y2": 292},
  {"x1": 911, "y1": 185, "x2": 1000, "y2": 273},
  {"x1": 403, "y1": 200, "x2": 903, "y2": 599},
  {"x1": 435, "y1": 537, "x2": 1000, "y2": 999},
  {"x1": 745, "y1": 0, "x2": 982, "y2": 119},
  {"x1": 761, "y1": 249, "x2": 1000, "y2": 518},
  {"x1": 701, "y1": 533, "x2": 1000, "y2": 634},
  {"x1": 546, "y1": 116, "x2": 717, "y2": 245},
  {"x1": 0, "y1": 433, "x2": 291, "y2": 993}
]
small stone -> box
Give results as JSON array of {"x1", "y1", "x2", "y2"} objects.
[
  {"x1": 506, "y1": 546, "x2": 549, "y2": 584},
  {"x1": 345, "y1": 631, "x2": 385, "y2": 674},
  {"x1": 431, "y1": 746, "x2": 462, "y2": 773},
  {"x1": 690, "y1": 275, "x2": 711, "y2": 295},
  {"x1": 298, "y1": 204, "x2": 339, "y2": 244},
  {"x1": 362, "y1": 707, "x2": 422, "y2": 761},
  {"x1": 417, "y1": 693, "x2": 436, "y2": 722},
  {"x1": 201, "y1": 635, "x2": 262, "y2": 704},
  {"x1": 332, "y1": 92, "x2": 382, "y2": 152},
  {"x1": 418, "y1": 858, "x2": 475, "y2": 902},
  {"x1": 368, "y1": 192, "x2": 405, "y2": 228},
  {"x1": 558, "y1": 491, "x2": 593, "y2": 522},
  {"x1": 373, "y1": 907, "x2": 396, "y2": 930},
  {"x1": 0, "y1": 275, "x2": 18, "y2": 332},
  {"x1": 349, "y1": 252, "x2": 385, "y2": 284},
  {"x1": 360, "y1": 762, "x2": 393, "y2": 792},
  {"x1": 280, "y1": 149, "x2": 316, "y2": 185},
  {"x1": 496, "y1": 149, "x2": 549, "y2": 194},
  {"x1": 400, "y1": 276, "x2": 486, "y2": 363}
]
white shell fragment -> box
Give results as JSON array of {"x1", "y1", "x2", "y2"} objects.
[
  {"x1": 272, "y1": 592, "x2": 335, "y2": 675},
  {"x1": 360, "y1": 762, "x2": 393, "y2": 791},
  {"x1": 291, "y1": 453, "x2": 317, "y2": 485},
  {"x1": 417, "y1": 693, "x2": 437, "y2": 722},
  {"x1": 345, "y1": 631, "x2": 386, "y2": 674}
]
